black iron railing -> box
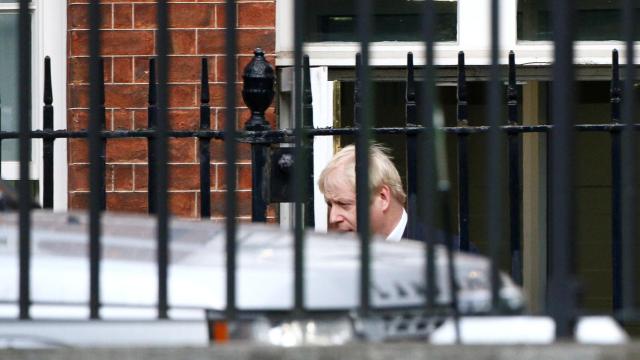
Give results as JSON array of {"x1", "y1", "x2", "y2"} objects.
[{"x1": 0, "y1": 0, "x2": 638, "y2": 341}]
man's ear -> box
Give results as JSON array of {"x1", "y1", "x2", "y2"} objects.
[{"x1": 377, "y1": 185, "x2": 392, "y2": 212}]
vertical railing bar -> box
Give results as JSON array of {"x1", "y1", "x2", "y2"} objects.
[
  {"x1": 610, "y1": 49, "x2": 623, "y2": 312},
  {"x1": 457, "y1": 51, "x2": 469, "y2": 252},
  {"x1": 147, "y1": 59, "x2": 157, "y2": 214},
  {"x1": 42, "y1": 57, "x2": 54, "y2": 209},
  {"x1": 354, "y1": 54, "x2": 371, "y2": 315},
  {"x1": 87, "y1": 0, "x2": 103, "y2": 320},
  {"x1": 199, "y1": 58, "x2": 212, "y2": 219},
  {"x1": 303, "y1": 55, "x2": 315, "y2": 228},
  {"x1": 507, "y1": 51, "x2": 522, "y2": 285},
  {"x1": 17, "y1": 0, "x2": 31, "y2": 320},
  {"x1": 549, "y1": 0, "x2": 575, "y2": 338},
  {"x1": 155, "y1": 0, "x2": 170, "y2": 320},
  {"x1": 0, "y1": 88, "x2": 2, "y2": 178},
  {"x1": 405, "y1": 53, "x2": 419, "y2": 240},
  {"x1": 487, "y1": 0, "x2": 502, "y2": 313},
  {"x1": 224, "y1": 0, "x2": 238, "y2": 319},
  {"x1": 620, "y1": 0, "x2": 636, "y2": 318},
  {"x1": 292, "y1": 0, "x2": 305, "y2": 314},
  {"x1": 420, "y1": 0, "x2": 438, "y2": 314}
]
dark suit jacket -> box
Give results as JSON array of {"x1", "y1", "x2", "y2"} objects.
[{"x1": 402, "y1": 221, "x2": 477, "y2": 253}]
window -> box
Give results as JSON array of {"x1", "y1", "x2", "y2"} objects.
[
  {"x1": 0, "y1": 1, "x2": 24, "y2": 163},
  {"x1": 303, "y1": 0, "x2": 457, "y2": 42},
  {"x1": 0, "y1": 0, "x2": 67, "y2": 209},
  {"x1": 518, "y1": 0, "x2": 640, "y2": 41}
]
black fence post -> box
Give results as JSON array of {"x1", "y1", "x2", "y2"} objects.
[
  {"x1": 199, "y1": 58, "x2": 212, "y2": 219},
  {"x1": 610, "y1": 49, "x2": 623, "y2": 312},
  {"x1": 42, "y1": 56, "x2": 54, "y2": 209},
  {"x1": 18, "y1": 0, "x2": 32, "y2": 320},
  {"x1": 406, "y1": 52, "x2": 419, "y2": 240},
  {"x1": 0, "y1": 89, "x2": 2, "y2": 178},
  {"x1": 457, "y1": 51, "x2": 470, "y2": 252},
  {"x1": 88, "y1": 0, "x2": 105, "y2": 318},
  {"x1": 302, "y1": 54, "x2": 315, "y2": 227},
  {"x1": 147, "y1": 58, "x2": 157, "y2": 214},
  {"x1": 242, "y1": 48, "x2": 275, "y2": 223},
  {"x1": 507, "y1": 51, "x2": 522, "y2": 285}
]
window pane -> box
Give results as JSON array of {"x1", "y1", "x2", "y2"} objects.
[
  {"x1": 0, "y1": 12, "x2": 20, "y2": 161},
  {"x1": 518, "y1": 0, "x2": 640, "y2": 41},
  {"x1": 304, "y1": 0, "x2": 457, "y2": 42}
]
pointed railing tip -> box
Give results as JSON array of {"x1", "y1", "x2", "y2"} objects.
[{"x1": 44, "y1": 56, "x2": 53, "y2": 105}]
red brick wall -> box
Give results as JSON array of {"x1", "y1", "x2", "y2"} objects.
[{"x1": 67, "y1": 0, "x2": 276, "y2": 221}]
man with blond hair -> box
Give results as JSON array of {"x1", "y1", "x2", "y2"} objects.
[{"x1": 318, "y1": 143, "x2": 408, "y2": 241}]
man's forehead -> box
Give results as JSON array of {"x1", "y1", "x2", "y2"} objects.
[{"x1": 323, "y1": 177, "x2": 355, "y2": 199}]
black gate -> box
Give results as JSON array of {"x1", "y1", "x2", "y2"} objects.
[{"x1": 0, "y1": 0, "x2": 638, "y2": 340}]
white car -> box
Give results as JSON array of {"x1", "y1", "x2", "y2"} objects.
[{"x1": 0, "y1": 210, "x2": 524, "y2": 346}]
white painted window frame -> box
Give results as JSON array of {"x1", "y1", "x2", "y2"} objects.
[
  {"x1": 276, "y1": 0, "x2": 639, "y2": 67},
  {"x1": 0, "y1": 0, "x2": 67, "y2": 210}
]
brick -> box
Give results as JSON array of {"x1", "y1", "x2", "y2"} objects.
[
  {"x1": 238, "y1": 2, "x2": 275, "y2": 28},
  {"x1": 69, "y1": 192, "x2": 89, "y2": 210},
  {"x1": 68, "y1": 4, "x2": 112, "y2": 30},
  {"x1": 170, "y1": 30, "x2": 197, "y2": 55},
  {"x1": 114, "y1": 4, "x2": 133, "y2": 29},
  {"x1": 105, "y1": 165, "x2": 115, "y2": 191},
  {"x1": 133, "y1": 4, "x2": 156, "y2": 29},
  {"x1": 103, "y1": 31, "x2": 155, "y2": 55},
  {"x1": 68, "y1": 164, "x2": 90, "y2": 191},
  {"x1": 207, "y1": 83, "x2": 242, "y2": 107},
  {"x1": 69, "y1": 109, "x2": 89, "y2": 131},
  {"x1": 238, "y1": 29, "x2": 275, "y2": 54},
  {"x1": 68, "y1": 57, "x2": 112, "y2": 85},
  {"x1": 113, "y1": 57, "x2": 133, "y2": 83},
  {"x1": 105, "y1": 84, "x2": 148, "y2": 108},
  {"x1": 68, "y1": 84, "x2": 89, "y2": 108},
  {"x1": 168, "y1": 164, "x2": 200, "y2": 191},
  {"x1": 168, "y1": 138, "x2": 196, "y2": 163},
  {"x1": 211, "y1": 190, "x2": 251, "y2": 218},
  {"x1": 210, "y1": 140, "x2": 251, "y2": 162},
  {"x1": 168, "y1": 84, "x2": 197, "y2": 107},
  {"x1": 170, "y1": 3, "x2": 215, "y2": 28},
  {"x1": 197, "y1": 29, "x2": 224, "y2": 54},
  {"x1": 112, "y1": 165, "x2": 133, "y2": 191},
  {"x1": 133, "y1": 164, "x2": 149, "y2": 191},
  {"x1": 133, "y1": 57, "x2": 153, "y2": 83},
  {"x1": 214, "y1": 4, "x2": 226, "y2": 29},
  {"x1": 215, "y1": 163, "x2": 252, "y2": 190},
  {"x1": 68, "y1": 57, "x2": 89, "y2": 84},
  {"x1": 168, "y1": 109, "x2": 200, "y2": 130},
  {"x1": 113, "y1": 109, "x2": 134, "y2": 130},
  {"x1": 69, "y1": 30, "x2": 155, "y2": 56},
  {"x1": 135, "y1": 3, "x2": 214, "y2": 29},
  {"x1": 169, "y1": 192, "x2": 197, "y2": 217},
  {"x1": 68, "y1": 139, "x2": 89, "y2": 163},
  {"x1": 166, "y1": 56, "x2": 207, "y2": 83},
  {"x1": 133, "y1": 110, "x2": 149, "y2": 129},
  {"x1": 106, "y1": 192, "x2": 148, "y2": 213},
  {"x1": 106, "y1": 138, "x2": 148, "y2": 163}
]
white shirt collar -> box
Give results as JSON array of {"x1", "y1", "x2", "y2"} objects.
[{"x1": 385, "y1": 209, "x2": 408, "y2": 242}]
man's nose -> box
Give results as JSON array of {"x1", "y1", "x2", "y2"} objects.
[{"x1": 328, "y1": 207, "x2": 342, "y2": 224}]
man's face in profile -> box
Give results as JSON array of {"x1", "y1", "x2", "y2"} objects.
[{"x1": 323, "y1": 174, "x2": 357, "y2": 232}]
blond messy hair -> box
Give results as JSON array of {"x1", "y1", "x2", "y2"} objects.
[{"x1": 318, "y1": 143, "x2": 406, "y2": 204}]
